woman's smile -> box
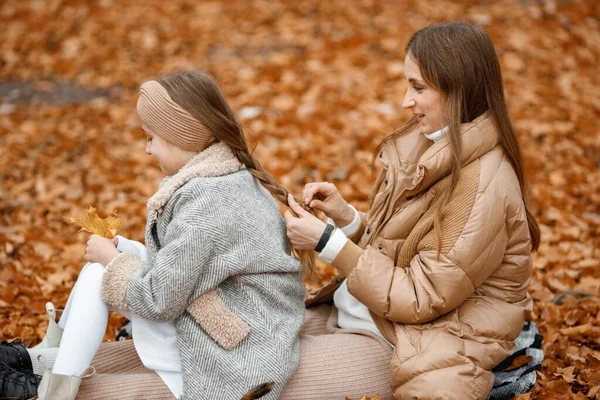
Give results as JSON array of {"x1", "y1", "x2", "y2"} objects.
[{"x1": 402, "y1": 54, "x2": 445, "y2": 135}]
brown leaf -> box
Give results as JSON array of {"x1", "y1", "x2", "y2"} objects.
[
  {"x1": 69, "y1": 206, "x2": 121, "y2": 239},
  {"x1": 560, "y1": 324, "x2": 600, "y2": 337},
  {"x1": 507, "y1": 355, "x2": 534, "y2": 371}
]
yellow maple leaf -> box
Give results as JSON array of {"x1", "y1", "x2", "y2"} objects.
[{"x1": 69, "y1": 206, "x2": 121, "y2": 239}]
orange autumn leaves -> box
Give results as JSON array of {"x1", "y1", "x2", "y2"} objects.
[
  {"x1": 69, "y1": 206, "x2": 121, "y2": 239},
  {"x1": 1, "y1": 0, "x2": 599, "y2": 399}
]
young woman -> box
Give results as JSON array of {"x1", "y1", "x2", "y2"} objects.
[
  {"x1": 1, "y1": 70, "x2": 309, "y2": 400},
  {"x1": 284, "y1": 21, "x2": 540, "y2": 400}
]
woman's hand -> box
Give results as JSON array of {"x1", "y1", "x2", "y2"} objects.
[
  {"x1": 284, "y1": 194, "x2": 328, "y2": 251},
  {"x1": 84, "y1": 234, "x2": 120, "y2": 266},
  {"x1": 302, "y1": 182, "x2": 355, "y2": 227}
]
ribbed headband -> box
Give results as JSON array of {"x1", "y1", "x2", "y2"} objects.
[{"x1": 136, "y1": 80, "x2": 213, "y2": 152}]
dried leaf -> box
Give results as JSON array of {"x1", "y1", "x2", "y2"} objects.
[
  {"x1": 1, "y1": 2, "x2": 600, "y2": 398},
  {"x1": 506, "y1": 355, "x2": 534, "y2": 371},
  {"x1": 69, "y1": 206, "x2": 121, "y2": 239}
]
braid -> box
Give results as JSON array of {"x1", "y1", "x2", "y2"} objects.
[
  {"x1": 230, "y1": 145, "x2": 317, "y2": 281},
  {"x1": 234, "y1": 149, "x2": 290, "y2": 204}
]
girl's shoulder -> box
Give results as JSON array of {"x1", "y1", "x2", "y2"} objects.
[
  {"x1": 178, "y1": 168, "x2": 254, "y2": 196},
  {"x1": 170, "y1": 168, "x2": 272, "y2": 213}
]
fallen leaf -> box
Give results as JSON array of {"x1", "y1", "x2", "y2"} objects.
[
  {"x1": 69, "y1": 206, "x2": 121, "y2": 239},
  {"x1": 507, "y1": 355, "x2": 534, "y2": 371}
]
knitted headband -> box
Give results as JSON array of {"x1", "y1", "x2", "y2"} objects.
[{"x1": 136, "y1": 80, "x2": 213, "y2": 152}]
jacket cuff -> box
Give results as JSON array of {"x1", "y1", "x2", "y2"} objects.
[
  {"x1": 331, "y1": 239, "x2": 364, "y2": 277},
  {"x1": 187, "y1": 290, "x2": 250, "y2": 350},
  {"x1": 101, "y1": 252, "x2": 141, "y2": 311}
]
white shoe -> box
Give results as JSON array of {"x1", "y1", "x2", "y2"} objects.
[{"x1": 33, "y1": 302, "x2": 63, "y2": 348}]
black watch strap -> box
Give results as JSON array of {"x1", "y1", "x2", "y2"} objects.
[{"x1": 315, "y1": 223, "x2": 335, "y2": 253}]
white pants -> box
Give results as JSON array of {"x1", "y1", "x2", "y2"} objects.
[
  {"x1": 53, "y1": 262, "x2": 128, "y2": 376},
  {"x1": 53, "y1": 237, "x2": 183, "y2": 397}
]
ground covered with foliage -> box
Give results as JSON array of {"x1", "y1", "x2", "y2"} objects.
[{"x1": 1, "y1": 0, "x2": 599, "y2": 398}]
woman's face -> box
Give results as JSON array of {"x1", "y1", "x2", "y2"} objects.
[
  {"x1": 143, "y1": 126, "x2": 197, "y2": 176},
  {"x1": 402, "y1": 53, "x2": 445, "y2": 135}
]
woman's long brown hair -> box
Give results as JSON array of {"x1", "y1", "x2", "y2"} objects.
[
  {"x1": 374, "y1": 21, "x2": 540, "y2": 251},
  {"x1": 156, "y1": 70, "x2": 317, "y2": 279}
]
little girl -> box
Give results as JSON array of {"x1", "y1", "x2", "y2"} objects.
[{"x1": 7, "y1": 70, "x2": 308, "y2": 399}]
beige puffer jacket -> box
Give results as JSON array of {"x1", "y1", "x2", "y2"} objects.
[{"x1": 306, "y1": 113, "x2": 533, "y2": 400}]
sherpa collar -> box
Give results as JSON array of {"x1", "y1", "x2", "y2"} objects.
[{"x1": 147, "y1": 141, "x2": 242, "y2": 213}]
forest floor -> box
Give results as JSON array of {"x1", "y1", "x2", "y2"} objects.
[{"x1": 1, "y1": 0, "x2": 599, "y2": 398}]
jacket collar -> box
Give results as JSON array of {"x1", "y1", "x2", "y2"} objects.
[
  {"x1": 414, "y1": 112, "x2": 498, "y2": 194},
  {"x1": 147, "y1": 141, "x2": 242, "y2": 213},
  {"x1": 388, "y1": 112, "x2": 498, "y2": 199}
]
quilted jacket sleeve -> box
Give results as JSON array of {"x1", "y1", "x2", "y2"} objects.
[{"x1": 332, "y1": 169, "x2": 516, "y2": 325}]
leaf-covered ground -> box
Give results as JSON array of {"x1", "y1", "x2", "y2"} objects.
[{"x1": 1, "y1": 0, "x2": 599, "y2": 398}]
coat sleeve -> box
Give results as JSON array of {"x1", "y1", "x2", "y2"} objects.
[
  {"x1": 102, "y1": 218, "x2": 214, "y2": 322},
  {"x1": 333, "y1": 172, "x2": 512, "y2": 325}
]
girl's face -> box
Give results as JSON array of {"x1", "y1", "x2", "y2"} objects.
[
  {"x1": 402, "y1": 53, "x2": 445, "y2": 135},
  {"x1": 143, "y1": 126, "x2": 197, "y2": 176}
]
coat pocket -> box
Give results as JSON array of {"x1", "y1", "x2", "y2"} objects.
[{"x1": 186, "y1": 289, "x2": 250, "y2": 350}]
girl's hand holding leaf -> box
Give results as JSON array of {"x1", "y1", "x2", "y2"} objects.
[{"x1": 84, "y1": 234, "x2": 120, "y2": 266}]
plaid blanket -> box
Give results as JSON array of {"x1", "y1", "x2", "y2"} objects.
[{"x1": 488, "y1": 321, "x2": 543, "y2": 400}]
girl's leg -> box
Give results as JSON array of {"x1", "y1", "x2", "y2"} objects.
[
  {"x1": 28, "y1": 263, "x2": 128, "y2": 376},
  {"x1": 52, "y1": 262, "x2": 110, "y2": 377},
  {"x1": 29, "y1": 263, "x2": 132, "y2": 375},
  {"x1": 57, "y1": 262, "x2": 98, "y2": 329},
  {"x1": 30, "y1": 263, "x2": 100, "y2": 351}
]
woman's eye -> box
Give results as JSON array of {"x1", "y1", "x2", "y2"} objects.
[{"x1": 414, "y1": 86, "x2": 423, "y2": 93}]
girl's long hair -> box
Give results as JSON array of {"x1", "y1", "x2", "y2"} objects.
[
  {"x1": 373, "y1": 21, "x2": 540, "y2": 251},
  {"x1": 157, "y1": 70, "x2": 317, "y2": 279}
]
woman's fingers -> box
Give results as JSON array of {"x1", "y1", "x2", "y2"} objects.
[
  {"x1": 303, "y1": 182, "x2": 335, "y2": 204},
  {"x1": 308, "y1": 199, "x2": 326, "y2": 211},
  {"x1": 287, "y1": 194, "x2": 309, "y2": 217},
  {"x1": 302, "y1": 183, "x2": 318, "y2": 204},
  {"x1": 283, "y1": 209, "x2": 294, "y2": 222}
]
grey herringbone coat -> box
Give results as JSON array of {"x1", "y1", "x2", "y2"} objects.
[{"x1": 102, "y1": 142, "x2": 305, "y2": 399}]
